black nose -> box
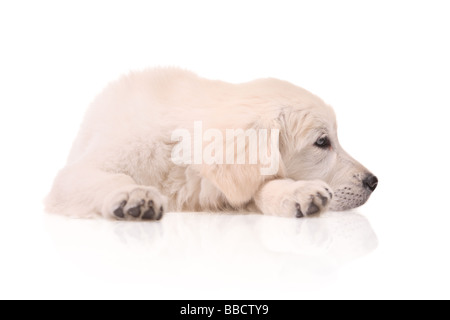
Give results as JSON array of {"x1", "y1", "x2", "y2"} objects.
[{"x1": 363, "y1": 174, "x2": 378, "y2": 192}]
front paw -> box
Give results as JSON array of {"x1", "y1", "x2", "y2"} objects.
[
  {"x1": 288, "y1": 181, "x2": 333, "y2": 218},
  {"x1": 103, "y1": 185, "x2": 168, "y2": 221},
  {"x1": 293, "y1": 185, "x2": 333, "y2": 218},
  {"x1": 256, "y1": 179, "x2": 333, "y2": 218}
]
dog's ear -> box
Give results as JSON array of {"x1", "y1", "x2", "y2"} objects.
[{"x1": 200, "y1": 117, "x2": 286, "y2": 208}]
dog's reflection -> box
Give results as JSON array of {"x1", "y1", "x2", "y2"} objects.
[{"x1": 46, "y1": 212, "x2": 377, "y2": 284}]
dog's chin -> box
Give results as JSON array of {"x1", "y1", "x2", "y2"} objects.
[{"x1": 329, "y1": 188, "x2": 372, "y2": 211}]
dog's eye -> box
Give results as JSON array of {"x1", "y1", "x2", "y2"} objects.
[{"x1": 315, "y1": 136, "x2": 331, "y2": 149}]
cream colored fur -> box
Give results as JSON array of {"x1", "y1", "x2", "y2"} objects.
[{"x1": 46, "y1": 68, "x2": 375, "y2": 220}]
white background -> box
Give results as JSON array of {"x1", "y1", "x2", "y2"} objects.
[{"x1": 1, "y1": 0, "x2": 449, "y2": 300}]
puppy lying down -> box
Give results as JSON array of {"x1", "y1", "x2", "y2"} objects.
[{"x1": 46, "y1": 68, "x2": 377, "y2": 220}]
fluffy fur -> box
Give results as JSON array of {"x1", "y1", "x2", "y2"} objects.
[{"x1": 46, "y1": 68, "x2": 376, "y2": 220}]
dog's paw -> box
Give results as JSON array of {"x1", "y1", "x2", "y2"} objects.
[
  {"x1": 256, "y1": 179, "x2": 333, "y2": 218},
  {"x1": 103, "y1": 186, "x2": 168, "y2": 221},
  {"x1": 287, "y1": 181, "x2": 333, "y2": 218},
  {"x1": 292, "y1": 185, "x2": 333, "y2": 218}
]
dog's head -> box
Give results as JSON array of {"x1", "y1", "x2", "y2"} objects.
[{"x1": 276, "y1": 82, "x2": 378, "y2": 211}]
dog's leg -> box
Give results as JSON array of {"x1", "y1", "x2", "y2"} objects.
[
  {"x1": 45, "y1": 165, "x2": 167, "y2": 220},
  {"x1": 254, "y1": 179, "x2": 333, "y2": 218}
]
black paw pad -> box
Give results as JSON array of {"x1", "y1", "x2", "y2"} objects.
[
  {"x1": 127, "y1": 200, "x2": 145, "y2": 218},
  {"x1": 142, "y1": 208, "x2": 155, "y2": 220},
  {"x1": 317, "y1": 193, "x2": 328, "y2": 206},
  {"x1": 156, "y1": 207, "x2": 164, "y2": 220},
  {"x1": 142, "y1": 200, "x2": 155, "y2": 220},
  {"x1": 306, "y1": 202, "x2": 320, "y2": 215},
  {"x1": 295, "y1": 203, "x2": 304, "y2": 218},
  {"x1": 113, "y1": 201, "x2": 126, "y2": 218}
]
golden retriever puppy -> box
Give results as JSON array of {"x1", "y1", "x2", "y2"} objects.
[{"x1": 46, "y1": 68, "x2": 377, "y2": 220}]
